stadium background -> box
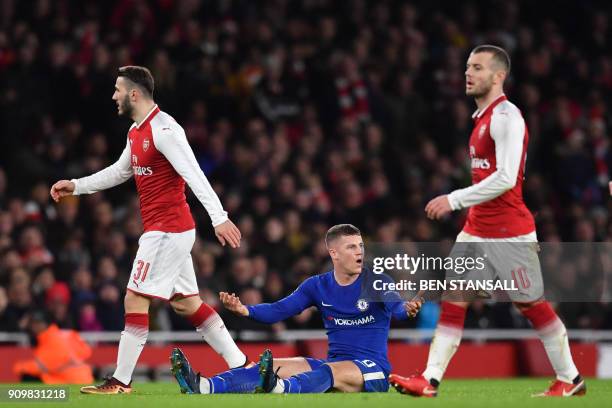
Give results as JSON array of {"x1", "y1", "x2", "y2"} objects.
[{"x1": 0, "y1": 0, "x2": 611, "y2": 382}]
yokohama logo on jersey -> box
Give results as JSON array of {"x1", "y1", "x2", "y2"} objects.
[{"x1": 331, "y1": 315, "x2": 375, "y2": 326}]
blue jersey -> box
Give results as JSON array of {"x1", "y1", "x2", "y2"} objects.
[{"x1": 246, "y1": 270, "x2": 407, "y2": 374}]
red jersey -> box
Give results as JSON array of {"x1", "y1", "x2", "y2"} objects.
[
  {"x1": 128, "y1": 106, "x2": 194, "y2": 232},
  {"x1": 448, "y1": 94, "x2": 535, "y2": 238},
  {"x1": 72, "y1": 105, "x2": 228, "y2": 233}
]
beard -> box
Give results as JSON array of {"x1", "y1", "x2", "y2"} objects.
[
  {"x1": 466, "y1": 76, "x2": 494, "y2": 98},
  {"x1": 118, "y1": 94, "x2": 133, "y2": 118}
]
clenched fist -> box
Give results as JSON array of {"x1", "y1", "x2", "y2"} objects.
[{"x1": 50, "y1": 180, "x2": 75, "y2": 202}]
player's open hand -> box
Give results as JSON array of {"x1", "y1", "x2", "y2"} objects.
[
  {"x1": 219, "y1": 292, "x2": 249, "y2": 316},
  {"x1": 404, "y1": 297, "x2": 423, "y2": 318},
  {"x1": 214, "y1": 220, "x2": 241, "y2": 248},
  {"x1": 425, "y1": 194, "x2": 452, "y2": 220},
  {"x1": 50, "y1": 180, "x2": 76, "y2": 202}
]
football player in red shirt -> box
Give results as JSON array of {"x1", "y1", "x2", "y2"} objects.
[
  {"x1": 390, "y1": 46, "x2": 585, "y2": 398},
  {"x1": 51, "y1": 66, "x2": 248, "y2": 394}
]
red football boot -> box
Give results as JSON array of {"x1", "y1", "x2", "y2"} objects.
[
  {"x1": 389, "y1": 373, "x2": 438, "y2": 397},
  {"x1": 533, "y1": 378, "x2": 586, "y2": 397}
]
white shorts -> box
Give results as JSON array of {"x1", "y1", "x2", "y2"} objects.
[
  {"x1": 449, "y1": 230, "x2": 544, "y2": 302},
  {"x1": 456, "y1": 231, "x2": 538, "y2": 243},
  {"x1": 127, "y1": 229, "x2": 198, "y2": 301}
]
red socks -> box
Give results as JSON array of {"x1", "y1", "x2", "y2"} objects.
[
  {"x1": 520, "y1": 301, "x2": 559, "y2": 331},
  {"x1": 438, "y1": 302, "x2": 467, "y2": 334},
  {"x1": 124, "y1": 313, "x2": 149, "y2": 336},
  {"x1": 187, "y1": 303, "x2": 216, "y2": 328}
]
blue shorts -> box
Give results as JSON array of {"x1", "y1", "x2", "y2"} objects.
[{"x1": 306, "y1": 358, "x2": 389, "y2": 393}]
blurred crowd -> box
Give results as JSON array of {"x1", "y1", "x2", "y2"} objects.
[{"x1": 1, "y1": 0, "x2": 612, "y2": 334}]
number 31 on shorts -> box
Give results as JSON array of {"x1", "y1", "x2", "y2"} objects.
[{"x1": 133, "y1": 260, "x2": 150, "y2": 283}]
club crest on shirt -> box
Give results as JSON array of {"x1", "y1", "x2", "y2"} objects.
[
  {"x1": 143, "y1": 139, "x2": 150, "y2": 151},
  {"x1": 478, "y1": 124, "x2": 487, "y2": 138},
  {"x1": 356, "y1": 299, "x2": 369, "y2": 312}
]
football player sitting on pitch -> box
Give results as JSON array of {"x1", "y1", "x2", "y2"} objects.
[{"x1": 171, "y1": 223, "x2": 422, "y2": 394}]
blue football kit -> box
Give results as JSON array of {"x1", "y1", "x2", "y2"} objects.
[{"x1": 201, "y1": 269, "x2": 407, "y2": 393}]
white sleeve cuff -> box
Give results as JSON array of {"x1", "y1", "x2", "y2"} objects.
[
  {"x1": 70, "y1": 179, "x2": 81, "y2": 195},
  {"x1": 448, "y1": 191, "x2": 462, "y2": 211},
  {"x1": 210, "y1": 211, "x2": 229, "y2": 227}
]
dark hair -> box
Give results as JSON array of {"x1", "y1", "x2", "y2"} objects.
[
  {"x1": 117, "y1": 65, "x2": 154, "y2": 98},
  {"x1": 471, "y1": 44, "x2": 511, "y2": 74},
  {"x1": 325, "y1": 224, "x2": 361, "y2": 246}
]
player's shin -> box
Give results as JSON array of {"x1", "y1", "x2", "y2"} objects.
[
  {"x1": 201, "y1": 366, "x2": 261, "y2": 394},
  {"x1": 520, "y1": 301, "x2": 579, "y2": 383},
  {"x1": 422, "y1": 302, "x2": 466, "y2": 384},
  {"x1": 278, "y1": 365, "x2": 334, "y2": 394},
  {"x1": 113, "y1": 313, "x2": 149, "y2": 385},
  {"x1": 187, "y1": 302, "x2": 247, "y2": 368}
]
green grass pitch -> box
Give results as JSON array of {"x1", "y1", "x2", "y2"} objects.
[{"x1": 8, "y1": 379, "x2": 611, "y2": 408}]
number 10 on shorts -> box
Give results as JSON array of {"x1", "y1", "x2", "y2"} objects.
[{"x1": 133, "y1": 260, "x2": 150, "y2": 284}]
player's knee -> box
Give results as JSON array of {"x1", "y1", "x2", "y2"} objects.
[
  {"x1": 124, "y1": 291, "x2": 136, "y2": 309},
  {"x1": 169, "y1": 299, "x2": 187, "y2": 314},
  {"x1": 170, "y1": 296, "x2": 203, "y2": 316},
  {"x1": 124, "y1": 290, "x2": 150, "y2": 313},
  {"x1": 441, "y1": 290, "x2": 475, "y2": 303},
  {"x1": 169, "y1": 297, "x2": 202, "y2": 315},
  {"x1": 326, "y1": 363, "x2": 362, "y2": 392},
  {"x1": 325, "y1": 364, "x2": 344, "y2": 389},
  {"x1": 513, "y1": 298, "x2": 544, "y2": 312}
]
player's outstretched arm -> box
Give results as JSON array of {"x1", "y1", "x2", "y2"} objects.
[
  {"x1": 52, "y1": 139, "x2": 132, "y2": 201},
  {"x1": 221, "y1": 278, "x2": 316, "y2": 324},
  {"x1": 219, "y1": 292, "x2": 249, "y2": 316}
]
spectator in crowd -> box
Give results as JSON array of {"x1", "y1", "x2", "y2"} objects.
[
  {"x1": 45, "y1": 281, "x2": 74, "y2": 329},
  {"x1": 12, "y1": 310, "x2": 94, "y2": 384},
  {"x1": 96, "y1": 282, "x2": 124, "y2": 331}
]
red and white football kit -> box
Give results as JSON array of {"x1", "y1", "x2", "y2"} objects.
[
  {"x1": 448, "y1": 94, "x2": 535, "y2": 240},
  {"x1": 445, "y1": 94, "x2": 543, "y2": 302},
  {"x1": 71, "y1": 105, "x2": 227, "y2": 300},
  {"x1": 415, "y1": 95, "x2": 581, "y2": 395}
]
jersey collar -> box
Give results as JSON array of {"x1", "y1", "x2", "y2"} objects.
[
  {"x1": 135, "y1": 104, "x2": 160, "y2": 129},
  {"x1": 472, "y1": 93, "x2": 506, "y2": 119},
  {"x1": 332, "y1": 269, "x2": 363, "y2": 287}
]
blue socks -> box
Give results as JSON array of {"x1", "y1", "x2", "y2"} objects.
[
  {"x1": 280, "y1": 364, "x2": 334, "y2": 393},
  {"x1": 205, "y1": 366, "x2": 261, "y2": 394},
  {"x1": 202, "y1": 360, "x2": 335, "y2": 394}
]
